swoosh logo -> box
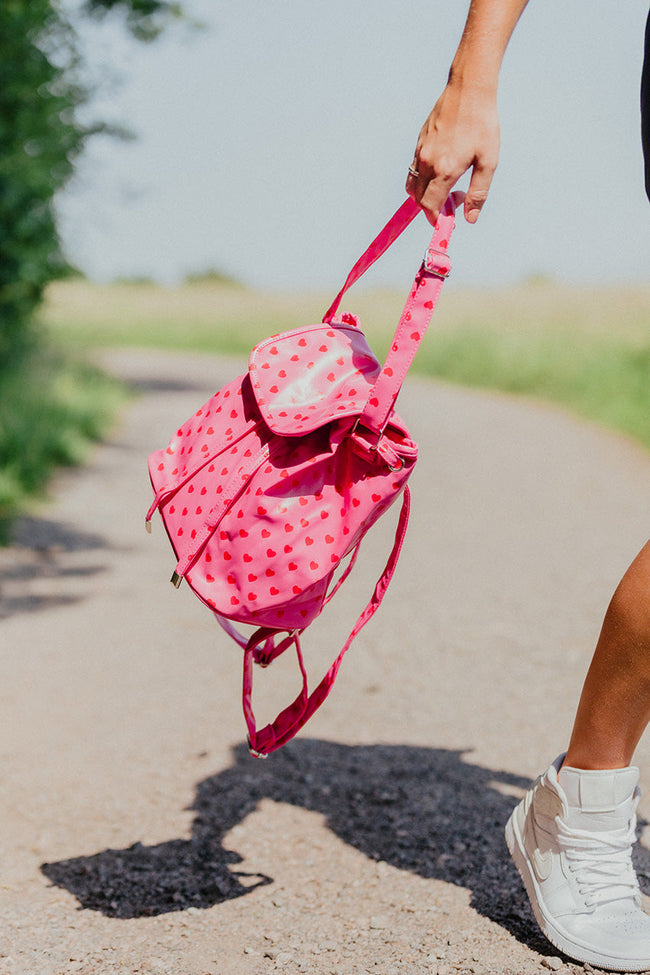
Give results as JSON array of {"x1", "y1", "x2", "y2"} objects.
[
  {"x1": 525, "y1": 814, "x2": 554, "y2": 882},
  {"x1": 531, "y1": 845, "x2": 553, "y2": 882}
]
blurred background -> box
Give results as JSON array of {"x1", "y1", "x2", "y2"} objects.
[{"x1": 1, "y1": 0, "x2": 649, "y2": 536}]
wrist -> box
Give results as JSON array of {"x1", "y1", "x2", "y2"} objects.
[{"x1": 447, "y1": 54, "x2": 500, "y2": 94}]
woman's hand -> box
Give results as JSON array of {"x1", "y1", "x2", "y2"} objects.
[{"x1": 406, "y1": 77, "x2": 500, "y2": 226}]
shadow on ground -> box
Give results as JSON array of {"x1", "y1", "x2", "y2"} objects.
[
  {"x1": 41, "y1": 740, "x2": 650, "y2": 953},
  {"x1": 0, "y1": 518, "x2": 110, "y2": 619}
]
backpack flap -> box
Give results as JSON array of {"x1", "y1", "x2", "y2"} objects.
[{"x1": 249, "y1": 315, "x2": 381, "y2": 436}]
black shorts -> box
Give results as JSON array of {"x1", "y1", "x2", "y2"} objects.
[{"x1": 641, "y1": 14, "x2": 650, "y2": 200}]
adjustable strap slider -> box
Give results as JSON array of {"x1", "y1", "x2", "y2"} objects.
[{"x1": 424, "y1": 246, "x2": 452, "y2": 278}]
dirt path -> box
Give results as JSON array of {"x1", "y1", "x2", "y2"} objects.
[{"x1": 1, "y1": 348, "x2": 650, "y2": 975}]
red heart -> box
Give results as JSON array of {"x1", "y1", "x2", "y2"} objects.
[
  {"x1": 298, "y1": 338, "x2": 307, "y2": 347},
  {"x1": 411, "y1": 332, "x2": 421, "y2": 341},
  {"x1": 240, "y1": 529, "x2": 249, "y2": 538},
  {"x1": 305, "y1": 537, "x2": 314, "y2": 545},
  {"x1": 220, "y1": 531, "x2": 228, "y2": 540},
  {"x1": 227, "y1": 573, "x2": 235, "y2": 584},
  {"x1": 320, "y1": 511, "x2": 329, "y2": 519},
  {"x1": 223, "y1": 552, "x2": 232, "y2": 560},
  {"x1": 231, "y1": 596, "x2": 240, "y2": 605},
  {"x1": 261, "y1": 528, "x2": 271, "y2": 538},
  {"x1": 157, "y1": 463, "x2": 164, "y2": 471},
  {"x1": 352, "y1": 498, "x2": 361, "y2": 507},
  {"x1": 285, "y1": 523, "x2": 294, "y2": 532},
  {"x1": 372, "y1": 493, "x2": 381, "y2": 502},
  {"x1": 310, "y1": 561, "x2": 319, "y2": 570},
  {"x1": 195, "y1": 506, "x2": 202, "y2": 515},
  {"x1": 299, "y1": 497, "x2": 308, "y2": 506},
  {"x1": 292, "y1": 585, "x2": 302, "y2": 595},
  {"x1": 248, "y1": 592, "x2": 257, "y2": 601},
  {"x1": 257, "y1": 506, "x2": 267, "y2": 515},
  {"x1": 267, "y1": 548, "x2": 276, "y2": 557},
  {"x1": 325, "y1": 534, "x2": 334, "y2": 543},
  {"x1": 270, "y1": 586, "x2": 280, "y2": 595},
  {"x1": 288, "y1": 562, "x2": 298, "y2": 571},
  {"x1": 248, "y1": 573, "x2": 257, "y2": 582},
  {"x1": 243, "y1": 553, "x2": 253, "y2": 563},
  {"x1": 270, "y1": 346, "x2": 279, "y2": 355},
  {"x1": 284, "y1": 545, "x2": 293, "y2": 553}
]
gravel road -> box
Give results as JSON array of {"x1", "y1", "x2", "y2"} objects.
[{"x1": 1, "y1": 347, "x2": 649, "y2": 975}]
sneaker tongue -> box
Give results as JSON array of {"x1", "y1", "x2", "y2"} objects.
[{"x1": 558, "y1": 765, "x2": 639, "y2": 831}]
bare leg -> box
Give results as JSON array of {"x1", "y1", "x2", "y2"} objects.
[{"x1": 565, "y1": 540, "x2": 650, "y2": 770}]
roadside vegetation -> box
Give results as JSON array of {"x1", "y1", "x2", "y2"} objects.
[
  {"x1": 42, "y1": 277, "x2": 650, "y2": 451},
  {"x1": 0, "y1": 1, "x2": 183, "y2": 538},
  {"x1": 0, "y1": 337, "x2": 127, "y2": 540}
]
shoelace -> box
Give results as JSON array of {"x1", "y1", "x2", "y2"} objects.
[{"x1": 555, "y1": 801, "x2": 641, "y2": 909}]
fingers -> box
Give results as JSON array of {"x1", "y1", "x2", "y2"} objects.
[
  {"x1": 407, "y1": 157, "x2": 495, "y2": 226},
  {"x1": 406, "y1": 160, "x2": 454, "y2": 227},
  {"x1": 463, "y1": 160, "x2": 495, "y2": 223},
  {"x1": 406, "y1": 166, "x2": 459, "y2": 226}
]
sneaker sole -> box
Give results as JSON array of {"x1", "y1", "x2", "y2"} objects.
[{"x1": 505, "y1": 805, "x2": 650, "y2": 972}]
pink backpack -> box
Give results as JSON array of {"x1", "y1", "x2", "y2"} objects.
[{"x1": 146, "y1": 195, "x2": 460, "y2": 756}]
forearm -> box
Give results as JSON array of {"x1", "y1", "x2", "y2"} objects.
[
  {"x1": 407, "y1": 0, "x2": 530, "y2": 224},
  {"x1": 449, "y1": 0, "x2": 530, "y2": 91}
]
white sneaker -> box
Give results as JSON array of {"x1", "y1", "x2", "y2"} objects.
[{"x1": 505, "y1": 755, "x2": 650, "y2": 971}]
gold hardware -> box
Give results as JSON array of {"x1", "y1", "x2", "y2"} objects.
[
  {"x1": 170, "y1": 571, "x2": 182, "y2": 589},
  {"x1": 145, "y1": 519, "x2": 152, "y2": 534}
]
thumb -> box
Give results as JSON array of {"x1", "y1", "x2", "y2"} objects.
[{"x1": 464, "y1": 162, "x2": 495, "y2": 223}]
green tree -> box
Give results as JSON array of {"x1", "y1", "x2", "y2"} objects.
[{"x1": 0, "y1": 0, "x2": 182, "y2": 369}]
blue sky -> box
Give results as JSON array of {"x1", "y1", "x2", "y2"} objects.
[{"x1": 58, "y1": 0, "x2": 650, "y2": 292}]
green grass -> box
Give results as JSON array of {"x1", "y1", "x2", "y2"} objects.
[
  {"x1": 0, "y1": 337, "x2": 128, "y2": 539},
  {"x1": 41, "y1": 278, "x2": 650, "y2": 452}
]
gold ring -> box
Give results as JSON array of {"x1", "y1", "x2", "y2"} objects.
[{"x1": 408, "y1": 165, "x2": 420, "y2": 178}]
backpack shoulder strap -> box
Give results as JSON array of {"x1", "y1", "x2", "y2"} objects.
[
  {"x1": 243, "y1": 486, "x2": 411, "y2": 757},
  {"x1": 324, "y1": 193, "x2": 462, "y2": 438}
]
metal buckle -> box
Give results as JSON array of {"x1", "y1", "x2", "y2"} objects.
[
  {"x1": 350, "y1": 417, "x2": 383, "y2": 452},
  {"x1": 424, "y1": 246, "x2": 451, "y2": 278},
  {"x1": 247, "y1": 736, "x2": 269, "y2": 759}
]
